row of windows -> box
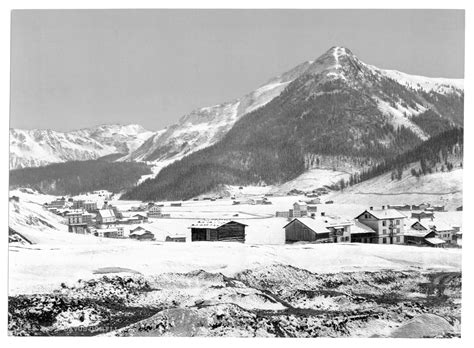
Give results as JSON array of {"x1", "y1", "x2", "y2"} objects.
[
  {"x1": 382, "y1": 228, "x2": 401, "y2": 235},
  {"x1": 382, "y1": 219, "x2": 401, "y2": 226}
]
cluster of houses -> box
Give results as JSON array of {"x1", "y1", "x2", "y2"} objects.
[
  {"x1": 43, "y1": 198, "x2": 173, "y2": 240},
  {"x1": 233, "y1": 197, "x2": 272, "y2": 205},
  {"x1": 42, "y1": 195, "x2": 461, "y2": 247},
  {"x1": 282, "y1": 205, "x2": 461, "y2": 247},
  {"x1": 275, "y1": 199, "x2": 322, "y2": 219}
]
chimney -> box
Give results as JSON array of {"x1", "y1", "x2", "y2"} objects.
[
  {"x1": 321, "y1": 212, "x2": 325, "y2": 217},
  {"x1": 369, "y1": 207, "x2": 373, "y2": 211},
  {"x1": 382, "y1": 205, "x2": 385, "y2": 210}
]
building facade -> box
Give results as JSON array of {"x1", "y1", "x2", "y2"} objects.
[{"x1": 355, "y1": 208, "x2": 406, "y2": 244}]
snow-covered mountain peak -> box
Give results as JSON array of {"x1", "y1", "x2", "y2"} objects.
[{"x1": 304, "y1": 47, "x2": 463, "y2": 96}]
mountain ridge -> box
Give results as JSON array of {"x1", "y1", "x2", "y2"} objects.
[
  {"x1": 121, "y1": 46, "x2": 463, "y2": 201},
  {"x1": 9, "y1": 124, "x2": 153, "y2": 169}
]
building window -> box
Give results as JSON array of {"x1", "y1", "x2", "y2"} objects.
[
  {"x1": 383, "y1": 229, "x2": 387, "y2": 235},
  {"x1": 396, "y1": 220, "x2": 400, "y2": 225},
  {"x1": 396, "y1": 236, "x2": 400, "y2": 242},
  {"x1": 397, "y1": 228, "x2": 400, "y2": 234},
  {"x1": 383, "y1": 238, "x2": 387, "y2": 244},
  {"x1": 382, "y1": 221, "x2": 386, "y2": 226},
  {"x1": 364, "y1": 214, "x2": 368, "y2": 219}
]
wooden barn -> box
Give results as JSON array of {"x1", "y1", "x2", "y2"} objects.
[
  {"x1": 129, "y1": 226, "x2": 155, "y2": 241},
  {"x1": 165, "y1": 235, "x2": 186, "y2": 243},
  {"x1": 189, "y1": 220, "x2": 247, "y2": 242},
  {"x1": 283, "y1": 218, "x2": 331, "y2": 243}
]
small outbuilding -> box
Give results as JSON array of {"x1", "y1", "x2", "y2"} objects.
[
  {"x1": 129, "y1": 228, "x2": 155, "y2": 241},
  {"x1": 189, "y1": 220, "x2": 247, "y2": 242},
  {"x1": 165, "y1": 235, "x2": 186, "y2": 242}
]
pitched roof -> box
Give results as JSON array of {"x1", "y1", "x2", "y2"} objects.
[
  {"x1": 294, "y1": 202, "x2": 307, "y2": 206},
  {"x1": 356, "y1": 209, "x2": 406, "y2": 220},
  {"x1": 188, "y1": 220, "x2": 247, "y2": 229},
  {"x1": 283, "y1": 218, "x2": 330, "y2": 234},
  {"x1": 130, "y1": 229, "x2": 154, "y2": 236},
  {"x1": 98, "y1": 209, "x2": 115, "y2": 219},
  {"x1": 430, "y1": 221, "x2": 453, "y2": 232},
  {"x1": 425, "y1": 237, "x2": 446, "y2": 245},
  {"x1": 325, "y1": 216, "x2": 353, "y2": 228},
  {"x1": 410, "y1": 220, "x2": 431, "y2": 230},
  {"x1": 132, "y1": 213, "x2": 148, "y2": 218},
  {"x1": 404, "y1": 229, "x2": 434, "y2": 238},
  {"x1": 351, "y1": 221, "x2": 375, "y2": 234},
  {"x1": 410, "y1": 219, "x2": 453, "y2": 232}
]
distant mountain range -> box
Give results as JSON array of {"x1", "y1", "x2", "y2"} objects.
[
  {"x1": 9, "y1": 124, "x2": 153, "y2": 169},
  {"x1": 10, "y1": 46, "x2": 463, "y2": 200}
]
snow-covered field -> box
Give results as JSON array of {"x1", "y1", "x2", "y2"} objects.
[
  {"x1": 8, "y1": 187, "x2": 463, "y2": 338},
  {"x1": 9, "y1": 187, "x2": 463, "y2": 296},
  {"x1": 329, "y1": 167, "x2": 463, "y2": 209},
  {"x1": 9, "y1": 239, "x2": 461, "y2": 296}
]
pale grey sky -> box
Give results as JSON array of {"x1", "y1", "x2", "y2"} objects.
[{"x1": 10, "y1": 9, "x2": 465, "y2": 132}]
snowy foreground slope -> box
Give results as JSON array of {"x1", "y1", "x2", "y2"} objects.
[{"x1": 9, "y1": 240, "x2": 461, "y2": 296}]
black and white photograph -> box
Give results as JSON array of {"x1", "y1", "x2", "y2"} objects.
[{"x1": 4, "y1": 3, "x2": 471, "y2": 341}]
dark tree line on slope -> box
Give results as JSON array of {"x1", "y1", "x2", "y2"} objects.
[
  {"x1": 336, "y1": 127, "x2": 463, "y2": 190},
  {"x1": 10, "y1": 160, "x2": 151, "y2": 196},
  {"x1": 122, "y1": 85, "x2": 425, "y2": 201}
]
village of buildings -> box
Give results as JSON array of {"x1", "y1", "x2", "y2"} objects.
[{"x1": 36, "y1": 187, "x2": 463, "y2": 248}]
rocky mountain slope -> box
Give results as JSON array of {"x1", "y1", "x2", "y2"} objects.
[
  {"x1": 122, "y1": 46, "x2": 463, "y2": 201},
  {"x1": 119, "y1": 60, "x2": 315, "y2": 165},
  {"x1": 9, "y1": 124, "x2": 153, "y2": 169}
]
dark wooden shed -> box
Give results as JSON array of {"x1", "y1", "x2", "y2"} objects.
[
  {"x1": 283, "y1": 218, "x2": 331, "y2": 243},
  {"x1": 189, "y1": 220, "x2": 247, "y2": 243}
]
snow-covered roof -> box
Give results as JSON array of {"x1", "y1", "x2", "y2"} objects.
[
  {"x1": 431, "y1": 221, "x2": 453, "y2": 232},
  {"x1": 410, "y1": 219, "x2": 453, "y2": 232},
  {"x1": 325, "y1": 216, "x2": 353, "y2": 228},
  {"x1": 284, "y1": 218, "x2": 330, "y2": 234},
  {"x1": 425, "y1": 237, "x2": 446, "y2": 245},
  {"x1": 294, "y1": 202, "x2": 307, "y2": 206},
  {"x1": 98, "y1": 209, "x2": 115, "y2": 218},
  {"x1": 130, "y1": 229, "x2": 153, "y2": 236},
  {"x1": 130, "y1": 224, "x2": 169, "y2": 235},
  {"x1": 351, "y1": 221, "x2": 375, "y2": 234},
  {"x1": 188, "y1": 220, "x2": 247, "y2": 229},
  {"x1": 404, "y1": 229, "x2": 433, "y2": 238},
  {"x1": 65, "y1": 209, "x2": 86, "y2": 215},
  {"x1": 358, "y1": 209, "x2": 406, "y2": 220},
  {"x1": 410, "y1": 220, "x2": 431, "y2": 230},
  {"x1": 132, "y1": 213, "x2": 148, "y2": 218}
]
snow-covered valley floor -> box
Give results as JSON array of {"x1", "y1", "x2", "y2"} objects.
[
  {"x1": 8, "y1": 189, "x2": 462, "y2": 337},
  {"x1": 9, "y1": 241, "x2": 461, "y2": 296}
]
